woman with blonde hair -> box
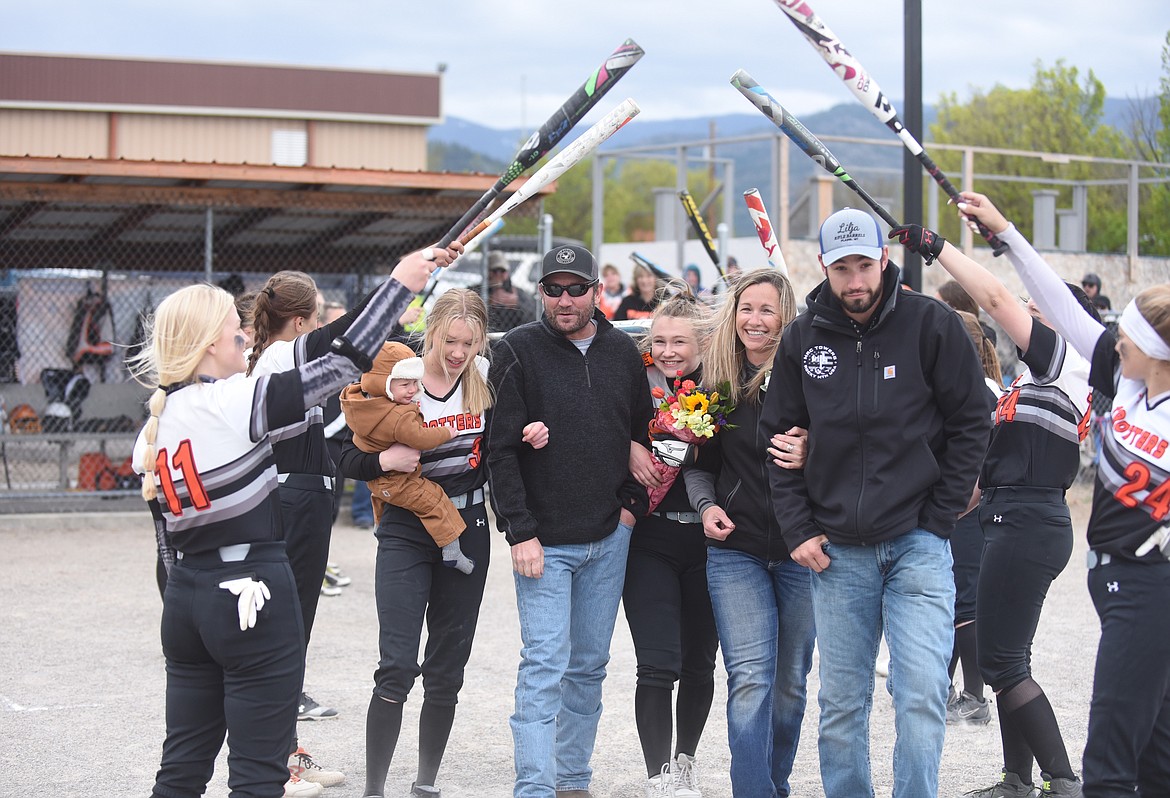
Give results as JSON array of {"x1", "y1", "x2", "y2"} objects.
[
  {"x1": 340, "y1": 287, "x2": 545, "y2": 798},
  {"x1": 682, "y1": 268, "x2": 814, "y2": 797},
  {"x1": 131, "y1": 247, "x2": 449, "y2": 798},
  {"x1": 623, "y1": 284, "x2": 719, "y2": 797}
]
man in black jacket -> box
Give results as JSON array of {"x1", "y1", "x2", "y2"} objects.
[
  {"x1": 486, "y1": 244, "x2": 651, "y2": 798},
  {"x1": 762, "y1": 208, "x2": 993, "y2": 798}
]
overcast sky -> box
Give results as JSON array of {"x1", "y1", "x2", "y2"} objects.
[{"x1": 2, "y1": 0, "x2": 1167, "y2": 131}]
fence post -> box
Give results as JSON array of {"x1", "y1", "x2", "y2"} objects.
[
  {"x1": 203, "y1": 207, "x2": 214, "y2": 280},
  {"x1": 592, "y1": 155, "x2": 605, "y2": 252},
  {"x1": 1031, "y1": 190, "x2": 1058, "y2": 249},
  {"x1": 1128, "y1": 162, "x2": 1139, "y2": 278},
  {"x1": 675, "y1": 146, "x2": 687, "y2": 274}
]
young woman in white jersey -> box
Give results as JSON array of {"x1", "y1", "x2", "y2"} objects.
[
  {"x1": 130, "y1": 245, "x2": 453, "y2": 798},
  {"x1": 246, "y1": 272, "x2": 351, "y2": 732},
  {"x1": 895, "y1": 193, "x2": 1170, "y2": 797},
  {"x1": 339, "y1": 288, "x2": 547, "y2": 798}
]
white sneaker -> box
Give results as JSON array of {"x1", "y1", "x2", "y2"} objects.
[
  {"x1": 646, "y1": 763, "x2": 674, "y2": 798},
  {"x1": 672, "y1": 753, "x2": 701, "y2": 798},
  {"x1": 284, "y1": 774, "x2": 324, "y2": 797},
  {"x1": 288, "y1": 746, "x2": 345, "y2": 787}
]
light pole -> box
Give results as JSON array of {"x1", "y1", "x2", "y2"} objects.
[{"x1": 903, "y1": 0, "x2": 923, "y2": 291}]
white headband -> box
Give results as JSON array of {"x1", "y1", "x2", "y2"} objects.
[{"x1": 1120, "y1": 300, "x2": 1170, "y2": 362}]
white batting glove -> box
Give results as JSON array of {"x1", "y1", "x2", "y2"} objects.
[
  {"x1": 1135, "y1": 525, "x2": 1170, "y2": 560},
  {"x1": 218, "y1": 577, "x2": 272, "y2": 631}
]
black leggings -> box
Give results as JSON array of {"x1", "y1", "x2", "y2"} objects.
[
  {"x1": 623, "y1": 514, "x2": 719, "y2": 776},
  {"x1": 975, "y1": 489, "x2": 1073, "y2": 691},
  {"x1": 372, "y1": 501, "x2": 491, "y2": 704}
]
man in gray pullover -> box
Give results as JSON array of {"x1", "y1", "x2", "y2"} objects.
[{"x1": 487, "y1": 244, "x2": 651, "y2": 798}]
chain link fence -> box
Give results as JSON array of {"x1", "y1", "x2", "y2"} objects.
[{"x1": 0, "y1": 190, "x2": 543, "y2": 506}]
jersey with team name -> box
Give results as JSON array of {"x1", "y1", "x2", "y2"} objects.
[
  {"x1": 133, "y1": 371, "x2": 305, "y2": 554},
  {"x1": 416, "y1": 355, "x2": 488, "y2": 498},
  {"x1": 981, "y1": 319, "x2": 1092, "y2": 490},
  {"x1": 1088, "y1": 332, "x2": 1170, "y2": 560}
]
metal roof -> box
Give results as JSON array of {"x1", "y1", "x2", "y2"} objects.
[{"x1": 0, "y1": 156, "x2": 547, "y2": 274}]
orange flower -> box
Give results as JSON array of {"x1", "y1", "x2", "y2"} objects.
[
  {"x1": 651, "y1": 386, "x2": 666, "y2": 399},
  {"x1": 682, "y1": 380, "x2": 696, "y2": 392}
]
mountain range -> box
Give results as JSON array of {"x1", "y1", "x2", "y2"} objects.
[{"x1": 427, "y1": 97, "x2": 1151, "y2": 237}]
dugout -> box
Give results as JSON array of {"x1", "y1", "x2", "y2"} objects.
[{"x1": 0, "y1": 156, "x2": 546, "y2": 508}]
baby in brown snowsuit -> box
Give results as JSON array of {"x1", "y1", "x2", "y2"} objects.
[{"x1": 339, "y1": 341, "x2": 474, "y2": 574}]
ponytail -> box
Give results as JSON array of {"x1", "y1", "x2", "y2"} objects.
[
  {"x1": 246, "y1": 289, "x2": 273, "y2": 376},
  {"x1": 139, "y1": 388, "x2": 166, "y2": 501},
  {"x1": 247, "y1": 273, "x2": 319, "y2": 375}
]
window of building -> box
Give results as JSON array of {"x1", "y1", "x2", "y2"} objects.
[{"x1": 272, "y1": 129, "x2": 308, "y2": 167}]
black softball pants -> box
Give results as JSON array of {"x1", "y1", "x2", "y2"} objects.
[
  {"x1": 152, "y1": 542, "x2": 304, "y2": 798},
  {"x1": 1083, "y1": 557, "x2": 1170, "y2": 797},
  {"x1": 278, "y1": 478, "x2": 334, "y2": 646},
  {"x1": 975, "y1": 487, "x2": 1072, "y2": 691}
]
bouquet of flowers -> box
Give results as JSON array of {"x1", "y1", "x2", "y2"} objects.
[{"x1": 645, "y1": 372, "x2": 734, "y2": 512}]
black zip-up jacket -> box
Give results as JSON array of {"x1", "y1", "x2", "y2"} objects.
[
  {"x1": 763, "y1": 265, "x2": 992, "y2": 551},
  {"x1": 486, "y1": 309, "x2": 651, "y2": 546},
  {"x1": 686, "y1": 363, "x2": 793, "y2": 562}
]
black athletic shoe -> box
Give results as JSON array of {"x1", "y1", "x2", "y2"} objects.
[{"x1": 297, "y1": 692, "x2": 338, "y2": 721}]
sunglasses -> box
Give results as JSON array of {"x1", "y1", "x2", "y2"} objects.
[{"x1": 541, "y1": 280, "x2": 597, "y2": 298}]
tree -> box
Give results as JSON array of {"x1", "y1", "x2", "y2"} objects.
[
  {"x1": 1126, "y1": 31, "x2": 1170, "y2": 255},
  {"x1": 930, "y1": 61, "x2": 1131, "y2": 252},
  {"x1": 529, "y1": 155, "x2": 716, "y2": 249}
]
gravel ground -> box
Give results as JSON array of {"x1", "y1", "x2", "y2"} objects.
[{"x1": 2, "y1": 483, "x2": 1099, "y2": 797}]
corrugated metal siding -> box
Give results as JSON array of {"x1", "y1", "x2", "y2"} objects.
[
  {"x1": 0, "y1": 109, "x2": 107, "y2": 158},
  {"x1": 117, "y1": 115, "x2": 306, "y2": 164},
  {"x1": 312, "y1": 121, "x2": 426, "y2": 171}
]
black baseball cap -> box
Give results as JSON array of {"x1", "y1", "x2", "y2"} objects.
[{"x1": 541, "y1": 244, "x2": 597, "y2": 282}]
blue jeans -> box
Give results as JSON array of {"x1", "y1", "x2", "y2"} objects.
[
  {"x1": 511, "y1": 522, "x2": 633, "y2": 798},
  {"x1": 351, "y1": 479, "x2": 374, "y2": 526},
  {"x1": 706, "y1": 548, "x2": 815, "y2": 798},
  {"x1": 812, "y1": 529, "x2": 955, "y2": 798}
]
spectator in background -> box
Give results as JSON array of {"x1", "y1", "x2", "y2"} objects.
[
  {"x1": 937, "y1": 279, "x2": 998, "y2": 347},
  {"x1": 938, "y1": 278, "x2": 1019, "y2": 383},
  {"x1": 487, "y1": 251, "x2": 539, "y2": 333},
  {"x1": 713, "y1": 256, "x2": 742, "y2": 299},
  {"x1": 599, "y1": 263, "x2": 625, "y2": 319},
  {"x1": 1081, "y1": 272, "x2": 1111, "y2": 312},
  {"x1": 615, "y1": 262, "x2": 661, "y2": 321}
]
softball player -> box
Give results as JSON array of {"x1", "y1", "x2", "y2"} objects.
[
  {"x1": 132, "y1": 246, "x2": 451, "y2": 798},
  {"x1": 900, "y1": 192, "x2": 1170, "y2": 797},
  {"x1": 892, "y1": 220, "x2": 1094, "y2": 797}
]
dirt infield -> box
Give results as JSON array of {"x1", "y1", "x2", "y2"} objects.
[{"x1": 2, "y1": 484, "x2": 1099, "y2": 797}]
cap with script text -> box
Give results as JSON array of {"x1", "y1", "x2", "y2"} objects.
[{"x1": 819, "y1": 207, "x2": 884, "y2": 266}]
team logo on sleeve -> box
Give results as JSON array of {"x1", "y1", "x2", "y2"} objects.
[{"x1": 803, "y1": 345, "x2": 838, "y2": 379}]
